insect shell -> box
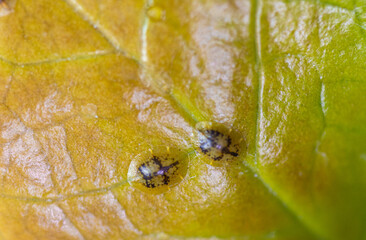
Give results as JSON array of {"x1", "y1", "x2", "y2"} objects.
[
  {"x1": 127, "y1": 146, "x2": 188, "y2": 194},
  {"x1": 195, "y1": 122, "x2": 246, "y2": 166}
]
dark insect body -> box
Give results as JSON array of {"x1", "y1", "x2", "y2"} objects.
[
  {"x1": 138, "y1": 156, "x2": 179, "y2": 188},
  {"x1": 199, "y1": 129, "x2": 239, "y2": 161}
]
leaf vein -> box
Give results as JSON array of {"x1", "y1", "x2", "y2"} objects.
[
  {"x1": 0, "y1": 50, "x2": 116, "y2": 67},
  {"x1": 250, "y1": 0, "x2": 321, "y2": 238},
  {"x1": 62, "y1": 0, "x2": 142, "y2": 65},
  {"x1": 0, "y1": 178, "x2": 132, "y2": 203}
]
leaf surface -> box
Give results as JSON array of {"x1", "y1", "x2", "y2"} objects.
[{"x1": 0, "y1": 0, "x2": 365, "y2": 239}]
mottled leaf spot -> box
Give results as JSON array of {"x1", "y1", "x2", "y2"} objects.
[
  {"x1": 0, "y1": 0, "x2": 16, "y2": 17},
  {"x1": 128, "y1": 146, "x2": 188, "y2": 194},
  {"x1": 196, "y1": 122, "x2": 245, "y2": 166}
]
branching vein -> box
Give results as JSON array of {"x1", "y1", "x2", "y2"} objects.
[{"x1": 62, "y1": 0, "x2": 141, "y2": 65}]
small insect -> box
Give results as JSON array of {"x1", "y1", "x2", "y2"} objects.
[
  {"x1": 195, "y1": 122, "x2": 245, "y2": 166},
  {"x1": 138, "y1": 156, "x2": 179, "y2": 188},
  {"x1": 199, "y1": 129, "x2": 239, "y2": 160},
  {"x1": 128, "y1": 146, "x2": 188, "y2": 194}
]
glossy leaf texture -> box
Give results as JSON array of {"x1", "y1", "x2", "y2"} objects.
[{"x1": 0, "y1": 0, "x2": 365, "y2": 239}]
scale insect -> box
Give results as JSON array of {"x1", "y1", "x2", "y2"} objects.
[
  {"x1": 138, "y1": 156, "x2": 179, "y2": 189},
  {"x1": 195, "y1": 122, "x2": 246, "y2": 166},
  {"x1": 128, "y1": 146, "x2": 188, "y2": 194}
]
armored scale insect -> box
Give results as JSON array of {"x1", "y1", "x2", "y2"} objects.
[
  {"x1": 195, "y1": 122, "x2": 246, "y2": 166},
  {"x1": 128, "y1": 146, "x2": 188, "y2": 194}
]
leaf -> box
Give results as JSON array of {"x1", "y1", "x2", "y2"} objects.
[{"x1": 0, "y1": 0, "x2": 365, "y2": 239}]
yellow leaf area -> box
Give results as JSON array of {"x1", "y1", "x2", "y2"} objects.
[{"x1": 0, "y1": 0, "x2": 365, "y2": 240}]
